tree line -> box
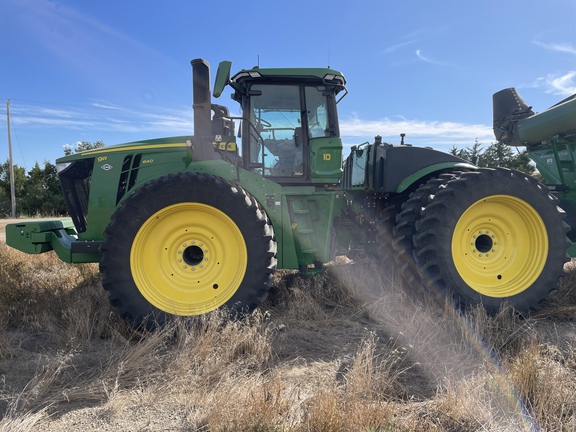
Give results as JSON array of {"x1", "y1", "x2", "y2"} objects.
[
  {"x1": 0, "y1": 140, "x2": 532, "y2": 218},
  {"x1": 450, "y1": 139, "x2": 534, "y2": 174}
]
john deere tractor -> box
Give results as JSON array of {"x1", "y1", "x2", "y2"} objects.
[{"x1": 6, "y1": 59, "x2": 571, "y2": 327}]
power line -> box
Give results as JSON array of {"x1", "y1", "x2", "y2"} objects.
[{"x1": 8, "y1": 117, "x2": 28, "y2": 169}]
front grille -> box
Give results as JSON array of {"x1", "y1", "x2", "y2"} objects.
[
  {"x1": 115, "y1": 154, "x2": 141, "y2": 205},
  {"x1": 58, "y1": 158, "x2": 94, "y2": 233}
]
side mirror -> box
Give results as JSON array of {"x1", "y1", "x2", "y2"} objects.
[{"x1": 213, "y1": 61, "x2": 232, "y2": 98}]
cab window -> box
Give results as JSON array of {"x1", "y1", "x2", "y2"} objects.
[
  {"x1": 249, "y1": 84, "x2": 304, "y2": 177},
  {"x1": 305, "y1": 86, "x2": 330, "y2": 138},
  {"x1": 247, "y1": 83, "x2": 336, "y2": 178}
]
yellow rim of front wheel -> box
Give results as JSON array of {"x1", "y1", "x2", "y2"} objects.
[
  {"x1": 130, "y1": 203, "x2": 247, "y2": 315},
  {"x1": 452, "y1": 195, "x2": 548, "y2": 298}
]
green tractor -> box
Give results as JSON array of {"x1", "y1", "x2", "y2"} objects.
[{"x1": 6, "y1": 59, "x2": 571, "y2": 327}]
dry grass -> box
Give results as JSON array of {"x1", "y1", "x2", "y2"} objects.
[{"x1": 0, "y1": 247, "x2": 576, "y2": 431}]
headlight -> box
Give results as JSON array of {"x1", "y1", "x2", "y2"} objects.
[{"x1": 56, "y1": 162, "x2": 72, "y2": 173}]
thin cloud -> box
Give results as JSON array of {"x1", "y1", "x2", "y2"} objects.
[
  {"x1": 415, "y1": 49, "x2": 449, "y2": 66},
  {"x1": 91, "y1": 102, "x2": 127, "y2": 111},
  {"x1": 35, "y1": 107, "x2": 75, "y2": 119},
  {"x1": 546, "y1": 71, "x2": 576, "y2": 95},
  {"x1": 340, "y1": 116, "x2": 494, "y2": 151},
  {"x1": 8, "y1": 101, "x2": 193, "y2": 134},
  {"x1": 382, "y1": 39, "x2": 418, "y2": 54},
  {"x1": 531, "y1": 39, "x2": 576, "y2": 96},
  {"x1": 534, "y1": 71, "x2": 576, "y2": 96},
  {"x1": 415, "y1": 50, "x2": 429, "y2": 62},
  {"x1": 533, "y1": 40, "x2": 576, "y2": 56},
  {"x1": 382, "y1": 29, "x2": 427, "y2": 54},
  {"x1": 14, "y1": 116, "x2": 94, "y2": 128}
]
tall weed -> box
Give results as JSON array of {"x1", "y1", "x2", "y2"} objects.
[{"x1": 1, "y1": 246, "x2": 576, "y2": 430}]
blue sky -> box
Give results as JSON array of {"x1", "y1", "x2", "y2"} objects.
[{"x1": 0, "y1": 0, "x2": 575, "y2": 170}]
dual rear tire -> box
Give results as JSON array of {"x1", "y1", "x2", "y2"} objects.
[{"x1": 393, "y1": 168, "x2": 570, "y2": 313}]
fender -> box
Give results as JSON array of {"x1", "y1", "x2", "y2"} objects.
[
  {"x1": 365, "y1": 144, "x2": 476, "y2": 192},
  {"x1": 396, "y1": 161, "x2": 477, "y2": 193}
]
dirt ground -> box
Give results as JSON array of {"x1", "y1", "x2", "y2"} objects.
[{"x1": 2, "y1": 218, "x2": 576, "y2": 430}]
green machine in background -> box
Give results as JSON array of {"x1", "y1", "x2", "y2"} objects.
[
  {"x1": 5, "y1": 59, "x2": 570, "y2": 327},
  {"x1": 493, "y1": 87, "x2": 576, "y2": 256}
]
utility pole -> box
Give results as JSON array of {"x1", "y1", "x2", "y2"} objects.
[{"x1": 6, "y1": 99, "x2": 16, "y2": 218}]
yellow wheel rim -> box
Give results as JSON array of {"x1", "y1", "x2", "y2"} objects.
[
  {"x1": 452, "y1": 195, "x2": 548, "y2": 298},
  {"x1": 130, "y1": 203, "x2": 247, "y2": 315}
]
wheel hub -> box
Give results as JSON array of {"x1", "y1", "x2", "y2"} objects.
[
  {"x1": 178, "y1": 241, "x2": 208, "y2": 270},
  {"x1": 468, "y1": 230, "x2": 498, "y2": 258},
  {"x1": 131, "y1": 203, "x2": 247, "y2": 315},
  {"x1": 452, "y1": 195, "x2": 548, "y2": 297}
]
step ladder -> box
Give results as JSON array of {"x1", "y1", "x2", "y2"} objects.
[{"x1": 289, "y1": 199, "x2": 318, "y2": 258}]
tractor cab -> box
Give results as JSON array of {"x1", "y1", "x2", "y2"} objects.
[{"x1": 212, "y1": 61, "x2": 348, "y2": 185}]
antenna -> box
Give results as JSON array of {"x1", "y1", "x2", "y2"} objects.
[{"x1": 328, "y1": 37, "x2": 331, "y2": 68}]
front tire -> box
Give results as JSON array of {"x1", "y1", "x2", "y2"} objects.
[
  {"x1": 413, "y1": 168, "x2": 570, "y2": 313},
  {"x1": 100, "y1": 172, "x2": 277, "y2": 328}
]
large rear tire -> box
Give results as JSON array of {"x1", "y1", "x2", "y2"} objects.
[
  {"x1": 100, "y1": 172, "x2": 277, "y2": 328},
  {"x1": 393, "y1": 173, "x2": 460, "y2": 285},
  {"x1": 375, "y1": 198, "x2": 404, "y2": 264},
  {"x1": 412, "y1": 168, "x2": 570, "y2": 313}
]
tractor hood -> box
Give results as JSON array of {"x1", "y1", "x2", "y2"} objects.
[{"x1": 55, "y1": 136, "x2": 194, "y2": 165}]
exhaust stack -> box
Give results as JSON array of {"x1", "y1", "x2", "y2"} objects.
[{"x1": 191, "y1": 58, "x2": 216, "y2": 160}]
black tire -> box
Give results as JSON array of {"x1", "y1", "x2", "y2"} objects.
[
  {"x1": 99, "y1": 172, "x2": 277, "y2": 328},
  {"x1": 393, "y1": 173, "x2": 460, "y2": 286},
  {"x1": 375, "y1": 198, "x2": 404, "y2": 264},
  {"x1": 412, "y1": 168, "x2": 570, "y2": 313},
  {"x1": 558, "y1": 198, "x2": 576, "y2": 242}
]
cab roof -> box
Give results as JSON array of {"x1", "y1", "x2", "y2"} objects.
[{"x1": 230, "y1": 66, "x2": 346, "y2": 87}]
